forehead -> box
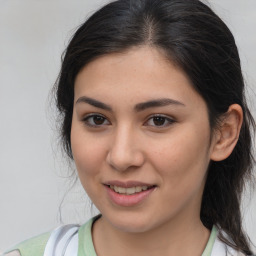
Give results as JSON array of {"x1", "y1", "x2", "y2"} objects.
[{"x1": 74, "y1": 46, "x2": 204, "y2": 109}]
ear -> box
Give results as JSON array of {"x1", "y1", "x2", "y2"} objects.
[{"x1": 210, "y1": 104, "x2": 243, "y2": 161}]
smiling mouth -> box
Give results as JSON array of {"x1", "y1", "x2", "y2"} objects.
[{"x1": 106, "y1": 185, "x2": 156, "y2": 195}]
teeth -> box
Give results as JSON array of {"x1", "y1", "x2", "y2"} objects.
[
  {"x1": 126, "y1": 187, "x2": 136, "y2": 195},
  {"x1": 118, "y1": 186, "x2": 126, "y2": 194},
  {"x1": 135, "y1": 186, "x2": 142, "y2": 193},
  {"x1": 110, "y1": 185, "x2": 150, "y2": 195}
]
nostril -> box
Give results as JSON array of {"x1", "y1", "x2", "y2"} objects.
[{"x1": 106, "y1": 146, "x2": 145, "y2": 172}]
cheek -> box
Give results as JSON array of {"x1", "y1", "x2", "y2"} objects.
[
  {"x1": 148, "y1": 125, "x2": 211, "y2": 186},
  {"x1": 70, "y1": 124, "x2": 106, "y2": 182}
]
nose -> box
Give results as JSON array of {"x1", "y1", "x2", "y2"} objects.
[{"x1": 106, "y1": 126, "x2": 145, "y2": 172}]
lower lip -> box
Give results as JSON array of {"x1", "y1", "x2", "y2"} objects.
[{"x1": 105, "y1": 186, "x2": 156, "y2": 207}]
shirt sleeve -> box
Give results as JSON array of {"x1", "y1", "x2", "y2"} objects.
[
  {"x1": 2, "y1": 250, "x2": 21, "y2": 256},
  {"x1": 3, "y1": 232, "x2": 51, "y2": 256}
]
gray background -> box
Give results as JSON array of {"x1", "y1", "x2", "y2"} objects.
[{"x1": 0, "y1": 0, "x2": 255, "y2": 252}]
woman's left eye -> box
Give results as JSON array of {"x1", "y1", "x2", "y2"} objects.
[{"x1": 145, "y1": 115, "x2": 175, "y2": 127}]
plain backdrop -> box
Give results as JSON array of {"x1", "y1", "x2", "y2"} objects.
[{"x1": 0, "y1": 0, "x2": 255, "y2": 252}]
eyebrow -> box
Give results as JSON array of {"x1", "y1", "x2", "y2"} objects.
[
  {"x1": 134, "y1": 98, "x2": 185, "y2": 111},
  {"x1": 75, "y1": 96, "x2": 185, "y2": 112},
  {"x1": 76, "y1": 96, "x2": 113, "y2": 112}
]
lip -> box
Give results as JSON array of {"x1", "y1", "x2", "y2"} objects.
[
  {"x1": 104, "y1": 180, "x2": 155, "y2": 188},
  {"x1": 103, "y1": 180, "x2": 156, "y2": 207}
]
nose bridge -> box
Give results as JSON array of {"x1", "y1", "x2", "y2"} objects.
[{"x1": 107, "y1": 123, "x2": 144, "y2": 171}]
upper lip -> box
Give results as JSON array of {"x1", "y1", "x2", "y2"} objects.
[{"x1": 104, "y1": 180, "x2": 155, "y2": 188}]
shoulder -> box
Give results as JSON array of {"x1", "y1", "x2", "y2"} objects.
[
  {"x1": 2, "y1": 218, "x2": 94, "y2": 256},
  {"x1": 3, "y1": 251, "x2": 21, "y2": 256},
  {"x1": 212, "y1": 227, "x2": 254, "y2": 256},
  {"x1": 3, "y1": 232, "x2": 51, "y2": 256}
]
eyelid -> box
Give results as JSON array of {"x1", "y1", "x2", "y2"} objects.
[
  {"x1": 82, "y1": 113, "x2": 111, "y2": 127},
  {"x1": 144, "y1": 114, "x2": 176, "y2": 127},
  {"x1": 81, "y1": 113, "x2": 175, "y2": 128}
]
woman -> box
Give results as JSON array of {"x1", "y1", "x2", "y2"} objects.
[{"x1": 4, "y1": 0, "x2": 255, "y2": 255}]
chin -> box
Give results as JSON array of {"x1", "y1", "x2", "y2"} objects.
[
  {"x1": 114, "y1": 222, "x2": 151, "y2": 233},
  {"x1": 103, "y1": 211, "x2": 156, "y2": 233}
]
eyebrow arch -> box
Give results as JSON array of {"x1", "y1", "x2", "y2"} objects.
[
  {"x1": 135, "y1": 98, "x2": 185, "y2": 112},
  {"x1": 75, "y1": 96, "x2": 185, "y2": 112},
  {"x1": 76, "y1": 96, "x2": 113, "y2": 112}
]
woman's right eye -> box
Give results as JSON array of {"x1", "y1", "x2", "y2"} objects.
[{"x1": 82, "y1": 114, "x2": 110, "y2": 127}]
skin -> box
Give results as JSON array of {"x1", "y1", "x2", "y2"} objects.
[{"x1": 71, "y1": 46, "x2": 243, "y2": 256}]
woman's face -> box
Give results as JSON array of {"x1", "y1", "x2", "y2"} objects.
[{"x1": 71, "y1": 46, "x2": 216, "y2": 233}]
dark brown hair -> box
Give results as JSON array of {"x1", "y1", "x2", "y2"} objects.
[{"x1": 54, "y1": 0, "x2": 255, "y2": 254}]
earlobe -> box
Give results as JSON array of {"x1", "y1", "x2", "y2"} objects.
[{"x1": 210, "y1": 104, "x2": 243, "y2": 161}]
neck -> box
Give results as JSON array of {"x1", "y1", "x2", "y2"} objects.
[{"x1": 92, "y1": 213, "x2": 210, "y2": 256}]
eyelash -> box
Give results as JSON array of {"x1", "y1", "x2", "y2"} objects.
[
  {"x1": 144, "y1": 114, "x2": 175, "y2": 128},
  {"x1": 82, "y1": 114, "x2": 175, "y2": 128},
  {"x1": 82, "y1": 114, "x2": 110, "y2": 127}
]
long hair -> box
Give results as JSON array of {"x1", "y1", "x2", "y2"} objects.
[{"x1": 54, "y1": 0, "x2": 255, "y2": 254}]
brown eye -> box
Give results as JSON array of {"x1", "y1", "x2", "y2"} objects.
[
  {"x1": 93, "y1": 116, "x2": 105, "y2": 125},
  {"x1": 145, "y1": 115, "x2": 175, "y2": 128},
  {"x1": 83, "y1": 114, "x2": 110, "y2": 127},
  {"x1": 152, "y1": 116, "x2": 166, "y2": 126}
]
